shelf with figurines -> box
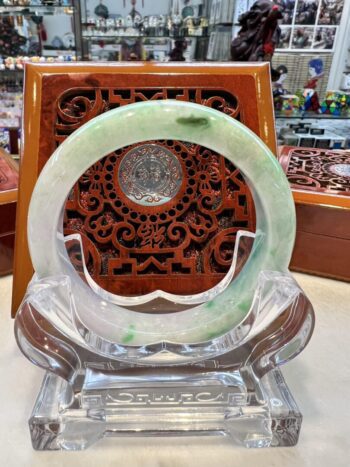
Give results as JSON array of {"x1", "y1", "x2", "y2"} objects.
[
  {"x1": 82, "y1": 34, "x2": 209, "y2": 40},
  {"x1": 0, "y1": 1, "x2": 79, "y2": 67},
  {"x1": 0, "y1": 5, "x2": 74, "y2": 15},
  {"x1": 0, "y1": 88, "x2": 21, "y2": 153},
  {"x1": 0, "y1": 88, "x2": 22, "y2": 127},
  {"x1": 275, "y1": 111, "x2": 350, "y2": 120},
  {"x1": 81, "y1": 17, "x2": 209, "y2": 40},
  {"x1": 0, "y1": 54, "x2": 77, "y2": 71},
  {"x1": 273, "y1": 57, "x2": 350, "y2": 120}
]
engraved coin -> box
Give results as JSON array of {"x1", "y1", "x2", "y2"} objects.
[
  {"x1": 118, "y1": 144, "x2": 183, "y2": 206},
  {"x1": 327, "y1": 163, "x2": 350, "y2": 178}
]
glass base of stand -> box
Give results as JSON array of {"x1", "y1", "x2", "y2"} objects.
[{"x1": 30, "y1": 367, "x2": 302, "y2": 450}]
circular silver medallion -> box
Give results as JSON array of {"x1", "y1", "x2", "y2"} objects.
[
  {"x1": 118, "y1": 144, "x2": 183, "y2": 206},
  {"x1": 328, "y1": 163, "x2": 350, "y2": 178}
]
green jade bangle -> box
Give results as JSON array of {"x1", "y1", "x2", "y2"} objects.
[{"x1": 28, "y1": 101, "x2": 296, "y2": 346}]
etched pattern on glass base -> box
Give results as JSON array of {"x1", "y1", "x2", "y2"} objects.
[{"x1": 30, "y1": 367, "x2": 302, "y2": 450}]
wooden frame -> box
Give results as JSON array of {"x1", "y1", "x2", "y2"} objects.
[
  {"x1": 278, "y1": 145, "x2": 350, "y2": 209},
  {"x1": 12, "y1": 62, "x2": 276, "y2": 316}
]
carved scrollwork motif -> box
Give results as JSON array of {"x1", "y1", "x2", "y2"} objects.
[
  {"x1": 59, "y1": 87, "x2": 255, "y2": 296},
  {"x1": 283, "y1": 147, "x2": 350, "y2": 194}
]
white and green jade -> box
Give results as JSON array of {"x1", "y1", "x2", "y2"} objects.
[{"x1": 28, "y1": 100, "x2": 296, "y2": 346}]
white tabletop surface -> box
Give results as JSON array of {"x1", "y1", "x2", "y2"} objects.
[{"x1": 1, "y1": 272, "x2": 350, "y2": 467}]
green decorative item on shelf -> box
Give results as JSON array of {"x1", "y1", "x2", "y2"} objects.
[
  {"x1": 295, "y1": 89, "x2": 305, "y2": 110},
  {"x1": 94, "y1": 0, "x2": 109, "y2": 19},
  {"x1": 182, "y1": 5, "x2": 194, "y2": 19},
  {"x1": 320, "y1": 90, "x2": 350, "y2": 116}
]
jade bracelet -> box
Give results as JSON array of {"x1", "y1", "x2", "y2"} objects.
[{"x1": 28, "y1": 100, "x2": 296, "y2": 346}]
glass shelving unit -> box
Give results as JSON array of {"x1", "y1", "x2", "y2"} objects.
[
  {"x1": 78, "y1": 0, "x2": 210, "y2": 61},
  {"x1": 275, "y1": 111, "x2": 350, "y2": 120},
  {"x1": 0, "y1": 0, "x2": 83, "y2": 152}
]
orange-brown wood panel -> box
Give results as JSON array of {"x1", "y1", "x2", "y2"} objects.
[
  {"x1": 292, "y1": 204, "x2": 350, "y2": 281},
  {"x1": 291, "y1": 230, "x2": 350, "y2": 281},
  {"x1": 295, "y1": 204, "x2": 350, "y2": 240}
]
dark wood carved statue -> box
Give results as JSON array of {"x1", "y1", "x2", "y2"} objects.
[
  {"x1": 169, "y1": 40, "x2": 187, "y2": 61},
  {"x1": 231, "y1": 0, "x2": 282, "y2": 66}
]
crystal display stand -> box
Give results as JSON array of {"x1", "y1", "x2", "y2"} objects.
[
  {"x1": 14, "y1": 101, "x2": 314, "y2": 450},
  {"x1": 16, "y1": 235, "x2": 314, "y2": 450}
]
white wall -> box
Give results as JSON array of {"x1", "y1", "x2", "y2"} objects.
[{"x1": 43, "y1": 15, "x2": 74, "y2": 47}]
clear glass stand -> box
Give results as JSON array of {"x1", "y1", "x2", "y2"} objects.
[
  {"x1": 15, "y1": 233, "x2": 314, "y2": 450},
  {"x1": 30, "y1": 366, "x2": 301, "y2": 450}
]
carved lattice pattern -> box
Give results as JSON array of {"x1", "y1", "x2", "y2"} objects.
[
  {"x1": 58, "y1": 87, "x2": 255, "y2": 296},
  {"x1": 283, "y1": 147, "x2": 350, "y2": 194}
]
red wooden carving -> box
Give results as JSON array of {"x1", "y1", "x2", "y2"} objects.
[
  {"x1": 60, "y1": 87, "x2": 256, "y2": 296},
  {"x1": 280, "y1": 146, "x2": 350, "y2": 195}
]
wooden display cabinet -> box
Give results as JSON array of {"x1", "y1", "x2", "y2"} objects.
[
  {"x1": 0, "y1": 148, "x2": 18, "y2": 276},
  {"x1": 279, "y1": 145, "x2": 350, "y2": 281}
]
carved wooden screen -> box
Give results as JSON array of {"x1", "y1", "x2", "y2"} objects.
[
  {"x1": 278, "y1": 145, "x2": 350, "y2": 282},
  {"x1": 12, "y1": 62, "x2": 276, "y2": 313},
  {"x1": 279, "y1": 146, "x2": 350, "y2": 195},
  {"x1": 60, "y1": 88, "x2": 254, "y2": 295}
]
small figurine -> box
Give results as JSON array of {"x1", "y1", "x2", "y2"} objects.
[
  {"x1": 15, "y1": 56, "x2": 24, "y2": 70},
  {"x1": 5, "y1": 56, "x2": 15, "y2": 70},
  {"x1": 170, "y1": 0, "x2": 183, "y2": 37},
  {"x1": 303, "y1": 58, "x2": 324, "y2": 112},
  {"x1": 280, "y1": 95, "x2": 300, "y2": 116},
  {"x1": 320, "y1": 90, "x2": 350, "y2": 116},
  {"x1": 273, "y1": 64, "x2": 289, "y2": 110},
  {"x1": 341, "y1": 73, "x2": 350, "y2": 91},
  {"x1": 169, "y1": 39, "x2": 187, "y2": 61},
  {"x1": 94, "y1": 0, "x2": 109, "y2": 19}
]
